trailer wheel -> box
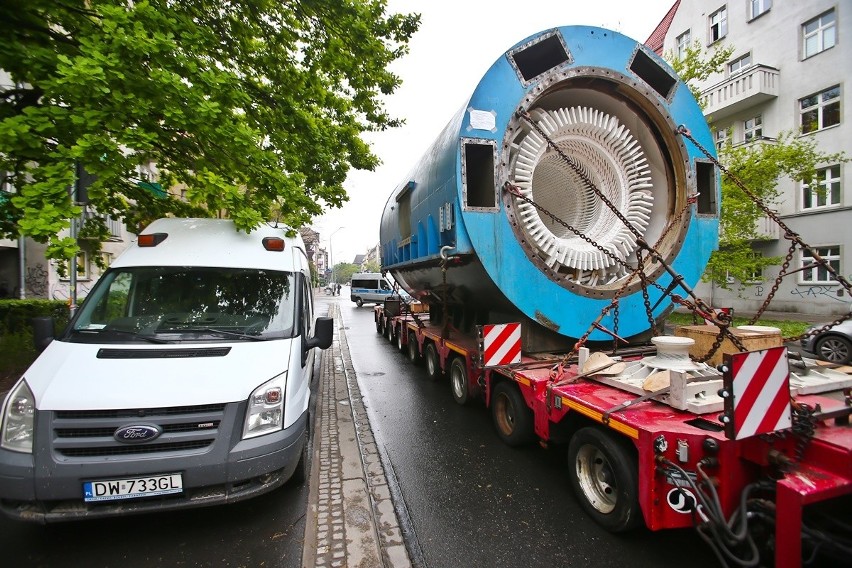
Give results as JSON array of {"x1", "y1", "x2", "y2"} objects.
[
  {"x1": 424, "y1": 343, "x2": 442, "y2": 381},
  {"x1": 491, "y1": 381, "x2": 534, "y2": 446},
  {"x1": 376, "y1": 316, "x2": 384, "y2": 335},
  {"x1": 355, "y1": 297, "x2": 364, "y2": 307},
  {"x1": 449, "y1": 357, "x2": 469, "y2": 405},
  {"x1": 397, "y1": 326, "x2": 406, "y2": 352},
  {"x1": 386, "y1": 321, "x2": 395, "y2": 343},
  {"x1": 407, "y1": 331, "x2": 422, "y2": 365},
  {"x1": 567, "y1": 427, "x2": 641, "y2": 533}
]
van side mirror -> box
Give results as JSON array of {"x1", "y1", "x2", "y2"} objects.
[
  {"x1": 32, "y1": 317, "x2": 55, "y2": 352},
  {"x1": 305, "y1": 317, "x2": 333, "y2": 350}
]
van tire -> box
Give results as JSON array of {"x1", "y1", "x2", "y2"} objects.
[
  {"x1": 290, "y1": 428, "x2": 310, "y2": 485},
  {"x1": 355, "y1": 297, "x2": 364, "y2": 307}
]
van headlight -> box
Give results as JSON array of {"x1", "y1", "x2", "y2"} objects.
[
  {"x1": 243, "y1": 373, "x2": 285, "y2": 439},
  {"x1": 1, "y1": 378, "x2": 36, "y2": 453}
]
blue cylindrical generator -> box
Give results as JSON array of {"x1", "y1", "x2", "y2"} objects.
[{"x1": 380, "y1": 26, "x2": 719, "y2": 346}]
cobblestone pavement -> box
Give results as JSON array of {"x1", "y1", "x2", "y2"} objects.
[{"x1": 303, "y1": 304, "x2": 412, "y2": 568}]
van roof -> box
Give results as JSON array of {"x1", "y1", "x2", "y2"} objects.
[{"x1": 112, "y1": 218, "x2": 306, "y2": 271}]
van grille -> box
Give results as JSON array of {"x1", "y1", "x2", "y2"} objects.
[{"x1": 50, "y1": 404, "x2": 227, "y2": 459}]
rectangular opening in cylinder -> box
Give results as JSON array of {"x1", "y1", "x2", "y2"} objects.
[
  {"x1": 630, "y1": 49, "x2": 677, "y2": 100},
  {"x1": 695, "y1": 160, "x2": 717, "y2": 215},
  {"x1": 463, "y1": 141, "x2": 496, "y2": 209},
  {"x1": 510, "y1": 34, "x2": 570, "y2": 83}
]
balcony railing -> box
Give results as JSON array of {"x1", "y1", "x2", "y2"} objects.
[
  {"x1": 702, "y1": 65, "x2": 780, "y2": 120},
  {"x1": 753, "y1": 211, "x2": 780, "y2": 241}
]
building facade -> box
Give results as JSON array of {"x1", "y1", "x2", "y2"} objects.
[{"x1": 653, "y1": 0, "x2": 850, "y2": 316}]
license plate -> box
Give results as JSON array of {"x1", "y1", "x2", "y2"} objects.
[{"x1": 83, "y1": 473, "x2": 183, "y2": 502}]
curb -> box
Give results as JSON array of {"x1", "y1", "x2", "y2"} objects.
[{"x1": 302, "y1": 303, "x2": 412, "y2": 568}]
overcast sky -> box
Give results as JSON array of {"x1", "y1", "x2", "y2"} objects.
[{"x1": 314, "y1": 0, "x2": 676, "y2": 266}]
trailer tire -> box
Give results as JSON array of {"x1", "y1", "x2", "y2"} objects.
[
  {"x1": 376, "y1": 316, "x2": 384, "y2": 335},
  {"x1": 491, "y1": 381, "x2": 534, "y2": 446},
  {"x1": 386, "y1": 321, "x2": 395, "y2": 343},
  {"x1": 449, "y1": 357, "x2": 469, "y2": 406},
  {"x1": 567, "y1": 427, "x2": 641, "y2": 533},
  {"x1": 407, "y1": 331, "x2": 423, "y2": 365},
  {"x1": 424, "y1": 343, "x2": 442, "y2": 381},
  {"x1": 397, "y1": 326, "x2": 406, "y2": 352}
]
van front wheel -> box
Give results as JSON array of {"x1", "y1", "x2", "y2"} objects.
[{"x1": 355, "y1": 297, "x2": 364, "y2": 307}]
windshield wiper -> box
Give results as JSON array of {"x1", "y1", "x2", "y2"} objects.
[
  {"x1": 160, "y1": 327, "x2": 267, "y2": 341},
  {"x1": 76, "y1": 329, "x2": 169, "y2": 344}
]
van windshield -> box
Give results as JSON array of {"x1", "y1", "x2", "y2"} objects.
[{"x1": 70, "y1": 267, "x2": 297, "y2": 342}]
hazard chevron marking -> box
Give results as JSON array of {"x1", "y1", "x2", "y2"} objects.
[
  {"x1": 483, "y1": 323, "x2": 521, "y2": 367},
  {"x1": 730, "y1": 347, "x2": 791, "y2": 440}
]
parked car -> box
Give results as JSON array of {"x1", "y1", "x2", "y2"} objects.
[{"x1": 800, "y1": 318, "x2": 852, "y2": 364}]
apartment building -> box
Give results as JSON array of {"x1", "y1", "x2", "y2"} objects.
[{"x1": 650, "y1": 0, "x2": 850, "y2": 316}]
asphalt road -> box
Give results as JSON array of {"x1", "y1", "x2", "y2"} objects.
[{"x1": 338, "y1": 297, "x2": 720, "y2": 568}]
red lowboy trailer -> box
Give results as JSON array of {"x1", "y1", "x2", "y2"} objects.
[{"x1": 375, "y1": 306, "x2": 852, "y2": 567}]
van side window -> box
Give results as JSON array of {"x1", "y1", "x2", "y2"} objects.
[
  {"x1": 380, "y1": 280, "x2": 390, "y2": 291},
  {"x1": 300, "y1": 273, "x2": 312, "y2": 337}
]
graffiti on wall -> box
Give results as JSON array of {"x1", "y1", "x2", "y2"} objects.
[
  {"x1": 51, "y1": 282, "x2": 93, "y2": 301},
  {"x1": 752, "y1": 284, "x2": 848, "y2": 302},
  {"x1": 25, "y1": 265, "x2": 49, "y2": 297}
]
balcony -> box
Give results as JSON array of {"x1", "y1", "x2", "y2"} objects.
[
  {"x1": 702, "y1": 65, "x2": 780, "y2": 121},
  {"x1": 753, "y1": 211, "x2": 780, "y2": 241}
]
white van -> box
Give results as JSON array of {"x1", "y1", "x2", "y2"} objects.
[
  {"x1": 0, "y1": 218, "x2": 332, "y2": 522},
  {"x1": 350, "y1": 272, "x2": 394, "y2": 307}
]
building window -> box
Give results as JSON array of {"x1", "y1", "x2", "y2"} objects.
[
  {"x1": 728, "y1": 53, "x2": 751, "y2": 76},
  {"x1": 709, "y1": 7, "x2": 728, "y2": 43},
  {"x1": 802, "y1": 165, "x2": 841, "y2": 210},
  {"x1": 803, "y1": 10, "x2": 836, "y2": 59},
  {"x1": 743, "y1": 115, "x2": 762, "y2": 142},
  {"x1": 801, "y1": 246, "x2": 840, "y2": 284},
  {"x1": 747, "y1": 251, "x2": 763, "y2": 283},
  {"x1": 60, "y1": 252, "x2": 91, "y2": 281},
  {"x1": 676, "y1": 30, "x2": 691, "y2": 60},
  {"x1": 749, "y1": 0, "x2": 771, "y2": 20},
  {"x1": 800, "y1": 85, "x2": 840, "y2": 134},
  {"x1": 714, "y1": 128, "x2": 728, "y2": 151}
]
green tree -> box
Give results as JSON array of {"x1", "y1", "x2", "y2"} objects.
[
  {"x1": 0, "y1": 0, "x2": 419, "y2": 266},
  {"x1": 667, "y1": 41, "x2": 733, "y2": 105},
  {"x1": 666, "y1": 42, "x2": 847, "y2": 290},
  {"x1": 708, "y1": 135, "x2": 847, "y2": 288},
  {"x1": 363, "y1": 259, "x2": 381, "y2": 273},
  {"x1": 333, "y1": 262, "x2": 360, "y2": 285}
]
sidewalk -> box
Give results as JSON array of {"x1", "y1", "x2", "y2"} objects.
[{"x1": 302, "y1": 303, "x2": 413, "y2": 568}]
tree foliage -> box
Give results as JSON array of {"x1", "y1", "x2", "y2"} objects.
[
  {"x1": 666, "y1": 41, "x2": 847, "y2": 290},
  {"x1": 667, "y1": 41, "x2": 734, "y2": 104},
  {"x1": 0, "y1": 0, "x2": 419, "y2": 265},
  {"x1": 707, "y1": 134, "x2": 847, "y2": 287}
]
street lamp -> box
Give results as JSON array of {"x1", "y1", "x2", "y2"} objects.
[{"x1": 329, "y1": 226, "x2": 344, "y2": 289}]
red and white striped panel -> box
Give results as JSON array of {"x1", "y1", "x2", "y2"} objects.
[
  {"x1": 730, "y1": 346, "x2": 792, "y2": 440},
  {"x1": 482, "y1": 323, "x2": 522, "y2": 367}
]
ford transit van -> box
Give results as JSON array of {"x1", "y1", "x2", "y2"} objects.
[{"x1": 0, "y1": 218, "x2": 332, "y2": 522}]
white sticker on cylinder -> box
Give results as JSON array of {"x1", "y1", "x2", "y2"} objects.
[{"x1": 468, "y1": 109, "x2": 496, "y2": 131}]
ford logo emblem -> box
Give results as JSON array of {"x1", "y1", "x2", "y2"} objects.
[{"x1": 114, "y1": 424, "x2": 162, "y2": 444}]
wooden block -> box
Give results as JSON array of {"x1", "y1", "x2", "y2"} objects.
[{"x1": 674, "y1": 325, "x2": 783, "y2": 366}]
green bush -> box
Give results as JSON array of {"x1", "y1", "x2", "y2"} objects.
[{"x1": 0, "y1": 299, "x2": 70, "y2": 376}]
